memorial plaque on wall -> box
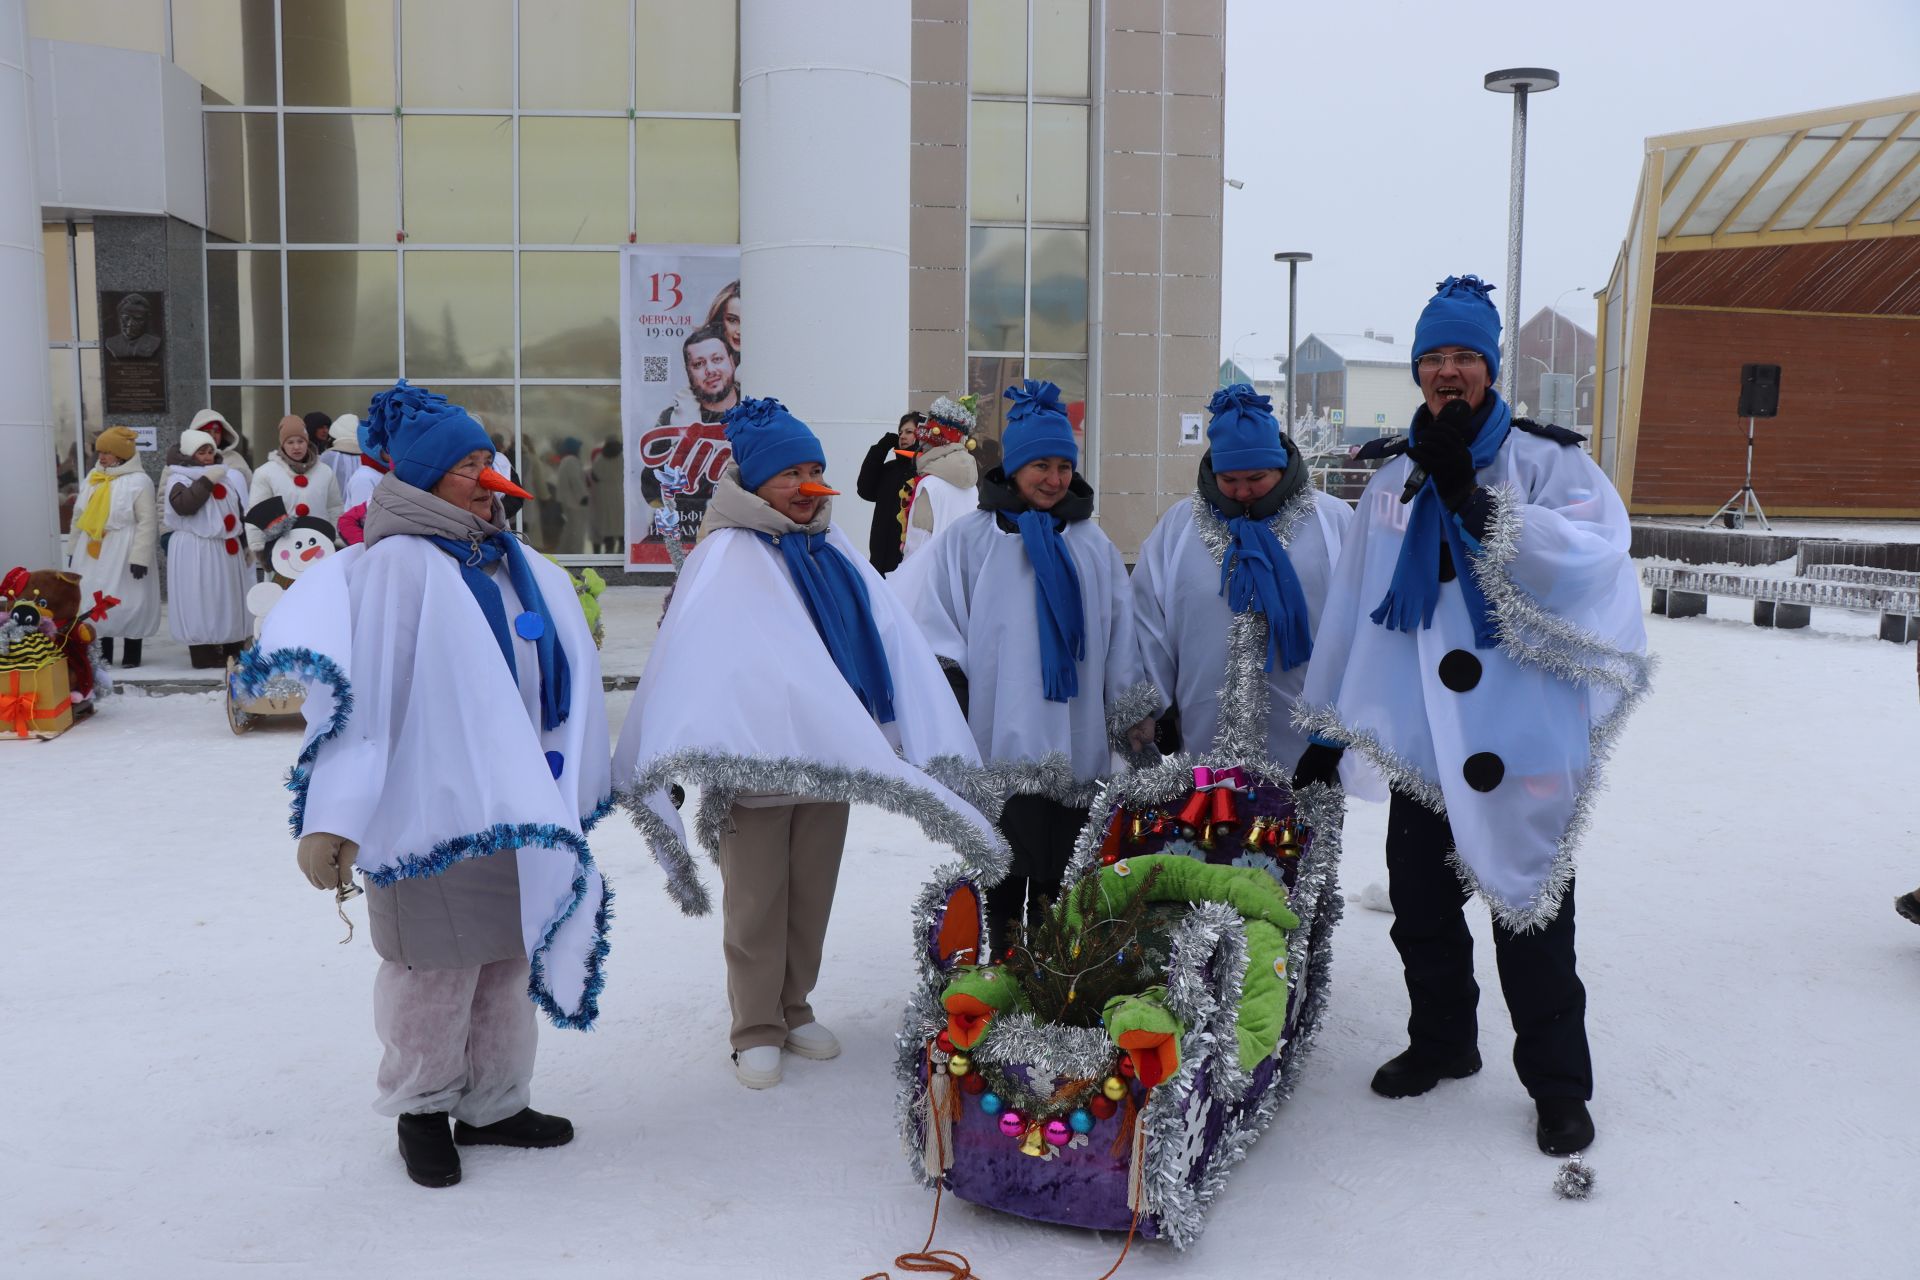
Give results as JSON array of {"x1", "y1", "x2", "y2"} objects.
[{"x1": 100, "y1": 290, "x2": 167, "y2": 414}]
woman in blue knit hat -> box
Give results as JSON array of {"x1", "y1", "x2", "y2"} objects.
[
  {"x1": 1295, "y1": 276, "x2": 1648, "y2": 1158},
  {"x1": 1131, "y1": 382, "x2": 1364, "y2": 777},
  {"x1": 236, "y1": 379, "x2": 614, "y2": 1188},
  {"x1": 897, "y1": 379, "x2": 1164, "y2": 952},
  {"x1": 613, "y1": 396, "x2": 1002, "y2": 1090}
]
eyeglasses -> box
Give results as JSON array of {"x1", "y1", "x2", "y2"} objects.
[{"x1": 1416, "y1": 351, "x2": 1485, "y2": 372}]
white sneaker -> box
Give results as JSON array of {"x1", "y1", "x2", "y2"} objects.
[
  {"x1": 733, "y1": 1045, "x2": 782, "y2": 1089},
  {"x1": 783, "y1": 1022, "x2": 841, "y2": 1061}
]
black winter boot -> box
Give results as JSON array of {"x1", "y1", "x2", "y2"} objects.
[
  {"x1": 99, "y1": 638, "x2": 113, "y2": 665},
  {"x1": 454, "y1": 1107, "x2": 574, "y2": 1149},
  {"x1": 1895, "y1": 892, "x2": 1920, "y2": 926},
  {"x1": 396, "y1": 1112, "x2": 461, "y2": 1187},
  {"x1": 1536, "y1": 1098, "x2": 1595, "y2": 1155},
  {"x1": 1370, "y1": 1045, "x2": 1483, "y2": 1098},
  {"x1": 121, "y1": 638, "x2": 142, "y2": 668}
]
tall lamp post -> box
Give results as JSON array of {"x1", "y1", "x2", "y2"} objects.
[
  {"x1": 1273, "y1": 251, "x2": 1312, "y2": 432},
  {"x1": 1484, "y1": 67, "x2": 1559, "y2": 406}
]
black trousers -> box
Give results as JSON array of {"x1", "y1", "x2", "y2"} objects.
[
  {"x1": 985, "y1": 794, "x2": 1090, "y2": 956},
  {"x1": 1385, "y1": 790, "x2": 1592, "y2": 1101}
]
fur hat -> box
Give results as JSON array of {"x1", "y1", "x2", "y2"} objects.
[
  {"x1": 94, "y1": 426, "x2": 138, "y2": 462},
  {"x1": 179, "y1": 428, "x2": 218, "y2": 459}
]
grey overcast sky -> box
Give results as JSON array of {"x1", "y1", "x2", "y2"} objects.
[{"x1": 1220, "y1": 0, "x2": 1920, "y2": 370}]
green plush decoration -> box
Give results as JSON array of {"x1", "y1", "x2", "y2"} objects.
[
  {"x1": 1102, "y1": 987, "x2": 1185, "y2": 1084},
  {"x1": 940, "y1": 964, "x2": 1032, "y2": 1049},
  {"x1": 1069, "y1": 855, "x2": 1299, "y2": 1074}
]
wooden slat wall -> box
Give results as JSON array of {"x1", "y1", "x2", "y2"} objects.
[
  {"x1": 1631, "y1": 306, "x2": 1920, "y2": 511},
  {"x1": 1653, "y1": 239, "x2": 1920, "y2": 315}
]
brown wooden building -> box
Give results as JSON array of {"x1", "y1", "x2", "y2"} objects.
[{"x1": 1595, "y1": 94, "x2": 1920, "y2": 517}]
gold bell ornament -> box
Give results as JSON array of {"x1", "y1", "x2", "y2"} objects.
[
  {"x1": 1019, "y1": 1124, "x2": 1048, "y2": 1157},
  {"x1": 1243, "y1": 816, "x2": 1271, "y2": 851}
]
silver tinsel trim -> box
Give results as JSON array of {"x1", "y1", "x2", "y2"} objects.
[
  {"x1": 973, "y1": 1013, "x2": 1119, "y2": 1082},
  {"x1": 1106, "y1": 679, "x2": 1167, "y2": 768},
  {"x1": 892, "y1": 866, "x2": 984, "y2": 1184},
  {"x1": 927, "y1": 395, "x2": 976, "y2": 432},
  {"x1": 1189, "y1": 482, "x2": 1317, "y2": 561},
  {"x1": 1553, "y1": 1156, "x2": 1595, "y2": 1200},
  {"x1": 1292, "y1": 702, "x2": 1449, "y2": 814},
  {"x1": 964, "y1": 753, "x2": 1103, "y2": 814},
  {"x1": 615, "y1": 749, "x2": 1010, "y2": 916}
]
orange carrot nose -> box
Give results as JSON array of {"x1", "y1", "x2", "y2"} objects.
[
  {"x1": 797, "y1": 481, "x2": 839, "y2": 497},
  {"x1": 476, "y1": 467, "x2": 534, "y2": 501}
]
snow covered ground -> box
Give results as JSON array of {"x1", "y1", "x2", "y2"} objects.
[{"x1": 3, "y1": 583, "x2": 1915, "y2": 1278}]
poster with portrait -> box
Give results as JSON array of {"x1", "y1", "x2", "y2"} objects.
[{"x1": 620, "y1": 244, "x2": 742, "y2": 567}]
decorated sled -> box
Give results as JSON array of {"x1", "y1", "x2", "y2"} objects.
[{"x1": 895, "y1": 759, "x2": 1344, "y2": 1250}]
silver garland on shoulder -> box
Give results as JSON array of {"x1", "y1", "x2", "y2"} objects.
[{"x1": 1106, "y1": 679, "x2": 1169, "y2": 769}]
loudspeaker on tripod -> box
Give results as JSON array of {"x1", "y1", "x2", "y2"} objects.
[{"x1": 1738, "y1": 363, "x2": 1781, "y2": 418}]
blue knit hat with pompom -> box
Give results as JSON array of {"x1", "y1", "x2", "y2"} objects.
[
  {"x1": 1411, "y1": 274, "x2": 1501, "y2": 385},
  {"x1": 724, "y1": 397, "x2": 825, "y2": 491},
  {"x1": 1001, "y1": 380, "x2": 1078, "y2": 475},
  {"x1": 1206, "y1": 383, "x2": 1287, "y2": 473}
]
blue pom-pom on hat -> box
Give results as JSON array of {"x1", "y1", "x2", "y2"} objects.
[
  {"x1": 1001, "y1": 379, "x2": 1078, "y2": 475},
  {"x1": 363, "y1": 379, "x2": 492, "y2": 489},
  {"x1": 1205, "y1": 383, "x2": 1287, "y2": 473},
  {"x1": 1411, "y1": 274, "x2": 1501, "y2": 385},
  {"x1": 724, "y1": 396, "x2": 826, "y2": 491}
]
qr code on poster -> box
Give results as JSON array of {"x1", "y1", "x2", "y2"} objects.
[{"x1": 643, "y1": 355, "x2": 670, "y2": 383}]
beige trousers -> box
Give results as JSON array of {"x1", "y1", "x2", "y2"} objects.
[{"x1": 716, "y1": 800, "x2": 850, "y2": 1051}]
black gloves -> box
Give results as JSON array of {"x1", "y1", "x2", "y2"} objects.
[
  {"x1": 1290, "y1": 742, "x2": 1344, "y2": 791},
  {"x1": 129, "y1": 565, "x2": 147, "y2": 580},
  {"x1": 1409, "y1": 398, "x2": 1479, "y2": 511}
]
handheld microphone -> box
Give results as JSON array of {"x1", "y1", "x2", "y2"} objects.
[{"x1": 1399, "y1": 399, "x2": 1474, "y2": 504}]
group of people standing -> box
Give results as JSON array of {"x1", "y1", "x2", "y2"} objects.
[{"x1": 251, "y1": 273, "x2": 1646, "y2": 1192}]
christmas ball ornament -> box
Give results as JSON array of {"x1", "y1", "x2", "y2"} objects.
[
  {"x1": 998, "y1": 1110, "x2": 1026, "y2": 1137},
  {"x1": 1101, "y1": 1076, "x2": 1128, "y2": 1102},
  {"x1": 1044, "y1": 1118, "x2": 1071, "y2": 1146},
  {"x1": 935, "y1": 1031, "x2": 954, "y2": 1054},
  {"x1": 1089, "y1": 1095, "x2": 1117, "y2": 1120},
  {"x1": 979, "y1": 1092, "x2": 1003, "y2": 1115},
  {"x1": 1069, "y1": 1108, "x2": 1094, "y2": 1134},
  {"x1": 1117, "y1": 1055, "x2": 1136, "y2": 1079},
  {"x1": 960, "y1": 1071, "x2": 987, "y2": 1095},
  {"x1": 947, "y1": 1052, "x2": 971, "y2": 1077}
]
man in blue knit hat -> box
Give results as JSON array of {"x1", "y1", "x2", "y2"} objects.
[{"x1": 1294, "y1": 276, "x2": 1650, "y2": 1158}]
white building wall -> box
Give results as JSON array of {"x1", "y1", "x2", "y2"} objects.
[
  {"x1": 1346, "y1": 363, "x2": 1422, "y2": 437},
  {"x1": 0, "y1": 0, "x2": 59, "y2": 570}
]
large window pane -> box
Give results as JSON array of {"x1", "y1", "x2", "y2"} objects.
[
  {"x1": 1031, "y1": 105, "x2": 1088, "y2": 222},
  {"x1": 402, "y1": 116, "x2": 513, "y2": 244},
  {"x1": 521, "y1": 118, "x2": 629, "y2": 245},
  {"x1": 288, "y1": 384, "x2": 388, "y2": 430},
  {"x1": 43, "y1": 226, "x2": 70, "y2": 342},
  {"x1": 522, "y1": 0, "x2": 630, "y2": 110},
  {"x1": 1033, "y1": 0, "x2": 1090, "y2": 97},
  {"x1": 521, "y1": 253, "x2": 619, "y2": 378},
  {"x1": 1029, "y1": 356, "x2": 1086, "y2": 424},
  {"x1": 635, "y1": 1, "x2": 739, "y2": 113},
  {"x1": 634, "y1": 121, "x2": 739, "y2": 244},
  {"x1": 204, "y1": 112, "x2": 280, "y2": 244},
  {"x1": 1030, "y1": 228, "x2": 1087, "y2": 353},
  {"x1": 48, "y1": 350, "x2": 80, "y2": 533},
  {"x1": 521, "y1": 387, "x2": 621, "y2": 555},
  {"x1": 287, "y1": 251, "x2": 398, "y2": 380},
  {"x1": 970, "y1": 0, "x2": 1026, "y2": 95},
  {"x1": 210, "y1": 385, "x2": 287, "y2": 469},
  {"x1": 284, "y1": 115, "x2": 397, "y2": 244},
  {"x1": 73, "y1": 224, "x2": 96, "y2": 342},
  {"x1": 966, "y1": 354, "x2": 1024, "y2": 466},
  {"x1": 404, "y1": 252, "x2": 513, "y2": 379},
  {"x1": 172, "y1": 0, "x2": 276, "y2": 106},
  {"x1": 970, "y1": 101, "x2": 1026, "y2": 221},
  {"x1": 402, "y1": 0, "x2": 512, "y2": 108},
  {"x1": 967, "y1": 227, "x2": 1025, "y2": 352},
  {"x1": 206, "y1": 249, "x2": 284, "y2": 379},
  {"x1": 283, "y1": 0, "x2": 394, "y2": 108}
]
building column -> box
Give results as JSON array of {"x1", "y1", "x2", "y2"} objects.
[
  {"x1": 0, "y1": 0, "x2": 59, "y2": 570},
  {"x1": 738, "y1": 0, "x2": 911, "y2": 552}
]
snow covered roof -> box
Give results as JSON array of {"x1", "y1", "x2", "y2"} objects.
[{"x1": 1294, "y1": 332, "x2": 1403, "y2": 370}]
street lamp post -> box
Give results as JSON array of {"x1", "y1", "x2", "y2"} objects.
[
  {"x1": 1273, "y1": 252, "x2": 1312, "y2": 432},
  {"x1": 1225, "y1": 330, "x2": 1260, "y2": 387},
  {"x1": 1485, "y1": 67, "x2": 1559, "y2": 406}
]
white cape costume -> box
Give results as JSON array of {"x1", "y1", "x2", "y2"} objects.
[
  {"x1": 239, "y1": 535, "x2": 614, "y2": 1027},
  {"x1": 612, "y1": 518, "x2": 1005, "y2": 916},
  {"x1": 1133, "y1": 485, "x2": 1376, "y2": 794},
  {"x1": 1297, "y1": 426, "x2": 1651, "y2": 930},
  {"x1": 162, "y1": 462, "x2": 251, "y2": 645}
]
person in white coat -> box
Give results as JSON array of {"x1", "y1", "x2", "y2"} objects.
[
  {"x1": 318, "y1": 411, "x2": 364, "y2": 494},
  {"x1": 239, "y1": 378, "x2": 612, "y2": 1189},
  {"x1": 65, "y1": 426, "x2": 159, "y2": 667},
  {"x1": 1132, "y1": 384, "x2": 1355, "y2": 772},
  {"x1": 899, "y1": 379, "x2": 1163, "y2": 952},
  {"x1": 247, "y1": 415, "x2": 342, "y2": 560},
  {"x1": 162, "y1": 427, "x2": 252, "y2": 667},
  {"x1": 1294, "y1": 275, "x2": 1650, "y2": 1157},
  {"x1": 897, "y1": 395, "x2": 980, "y2": 563},
  {"x1": 613, "y1": 396, "x2": 1003, "y2": 1090},
  {"x1": 188, "y1": 407, "x2": 253, "y2": 485}
]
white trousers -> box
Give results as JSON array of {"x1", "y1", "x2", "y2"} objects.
[{"x1": 372, "y1": 957, "x2": 537, "y2": 1126}]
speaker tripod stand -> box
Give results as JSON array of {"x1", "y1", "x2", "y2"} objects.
[{"x1": 1704, "y1": 416, "x2": 1770, "y2": 531}]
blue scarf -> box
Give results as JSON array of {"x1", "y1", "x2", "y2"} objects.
[
  {"x1": 762, "y1": 530, "x2": 896, "y2": 725},
  {"x1": 1369, "y1": 394, "x2": 1511, "y2": 648},
  {"x1": 1014, "y1": 508, "x2": 1086, "y2": 702},
  {"x1": 1218, "y1": 512, "x2": 1314, "y2": 672},
  {"x1": 427, "y1": 531, "x2": 572, "y2": 732}
]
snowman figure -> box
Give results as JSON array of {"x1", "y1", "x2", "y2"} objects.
[{"x1": 243, "y1": 496, "x2": 337, "y2": 635}]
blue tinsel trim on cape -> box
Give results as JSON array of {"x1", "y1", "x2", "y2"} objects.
[
  {"x1": 231, "y1": 645, "x2": 353, "y2": 838},
  {"x1": 369, "y1": 821, "x2": 612, "y2": 1031},
  {"x1": 580, "y1": 792, "x2": 616, "y2": 833}
]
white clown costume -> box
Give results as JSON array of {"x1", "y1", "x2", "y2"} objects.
[
  {"x1": 162, "y1": 433, "x2": 252, "y2": 650},
  {"x1": 898, "y1": 395, "x2": 980, "y2": 563},
  {"x1": 1297, "y1": 399, "x2": 1650, "y2": 932},
  {"x1": 65, "y1": 429, "x2": 160, "y2": 642}
]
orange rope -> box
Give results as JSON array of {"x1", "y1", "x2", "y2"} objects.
[
  {"x1": 1091, "y1": 1204, "x2": 1143, "y2": 1280},
  {"x1": 864, "y1": 1046, "x2": 978, "y2": 1280}
]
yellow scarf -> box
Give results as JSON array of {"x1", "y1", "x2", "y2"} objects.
[{"x1": 76, "y1": 469, "x2": 117, "y2": 557}]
